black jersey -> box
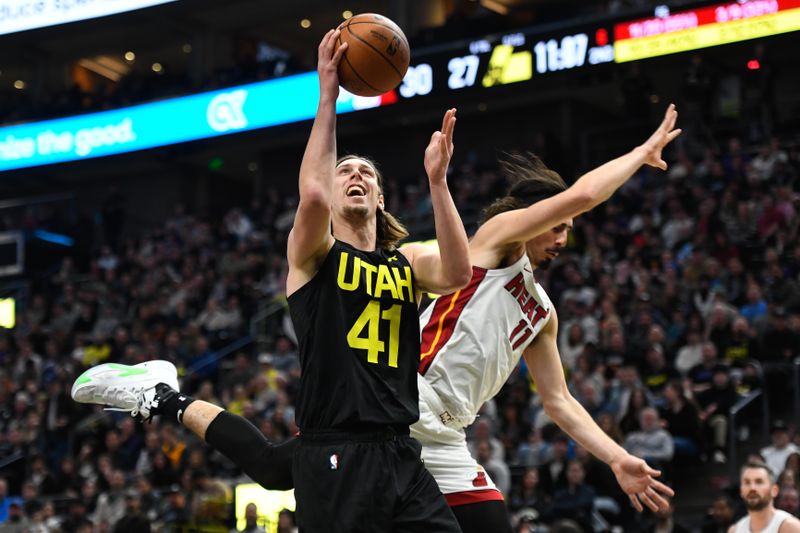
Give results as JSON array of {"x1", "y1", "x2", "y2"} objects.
[{"x1": 288, "y1": 240, "x2": 421, "y2": 431}]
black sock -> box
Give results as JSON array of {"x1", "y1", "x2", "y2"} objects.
[{"x1": 155, "y1": 383, "x2": 195, "y2": 424}]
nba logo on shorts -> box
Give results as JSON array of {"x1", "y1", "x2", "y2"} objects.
[{"x1": 329, "y1": 453, "x2": 339, "y2": 470}]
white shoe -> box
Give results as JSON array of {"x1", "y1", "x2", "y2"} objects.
[{"x1": 71, "y1": 360, "x2": 179, "y2": 419}]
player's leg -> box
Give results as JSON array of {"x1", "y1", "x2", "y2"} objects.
[
  {"x1": 393, "y1": 437, "x2": 462, "y2": 533},
  {"x1": 71, "y1": 360, "x2": 295, "y2": 490},
  {"x1": 416, "y1": 439, "x2": 511, "y2": 532},
  {"x1": 450, "y1": 501, "x2": 514, "y2": 533},
  {"x1": 179, "y1": 396, "x2": 297, "y2": 491}
]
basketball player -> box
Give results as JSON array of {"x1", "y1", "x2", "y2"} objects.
[
  {"x1": 408, "y1": 104, "x2": 681, "y2": 532},
  {"x1": 729, "y1": 463, "x2": 800, "y2": 533},
  {"x1": 73, "y1": 28, "x2": 469, "y2": 533}
]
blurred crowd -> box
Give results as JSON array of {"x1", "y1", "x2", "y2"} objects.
[
  {"x1": 1, "y1": 125, "x2": 799, "y2": 532},
  {"x1": 0, "y1": 39, "x2": 799, "y2": 533}
]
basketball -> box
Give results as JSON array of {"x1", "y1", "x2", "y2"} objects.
[{"x1": 337, "y1": 13, "x2": 410, "y2": 97}]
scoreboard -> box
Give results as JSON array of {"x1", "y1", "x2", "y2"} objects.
[{"x1": 398, "y1": 23, "x2": 615, "y2": 100}]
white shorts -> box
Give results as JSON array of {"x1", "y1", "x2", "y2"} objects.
[
  {"x1": 419, "y1": 439, "x2": 499, "y2": 496},
  {"x1": 412, "y1": 380, "x2": 501, "y2": 502}
]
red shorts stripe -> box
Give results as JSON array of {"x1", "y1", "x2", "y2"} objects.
[
  {"x1": 418, "y1": 267, "x2": 487, "y2": 375},
  {"x1": 445, "y1": 489, "x2": 505, "y2": 507}
]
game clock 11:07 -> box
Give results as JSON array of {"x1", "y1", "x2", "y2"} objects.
[{"x1": 398, "y1": 26, "x2": 615, "y2": 100}]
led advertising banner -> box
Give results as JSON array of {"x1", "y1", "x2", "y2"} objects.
[
  {"x1": 0, "y1": 73, "x2": 390, "y2": 172},
  {"x1": 0, "y1": 0, "x2": 180, "y2": 36},
  {"x1": 614, "y1": 0, "x2": 800, "y2": 62}
]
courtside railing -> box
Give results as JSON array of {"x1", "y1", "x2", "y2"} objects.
[{"x1": 728, "y1": 390, "x2": 769, "y2": 481}]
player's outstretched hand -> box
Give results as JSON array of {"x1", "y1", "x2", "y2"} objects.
[
  {"x1": 317, "y1": 29, "x2": 348, "y2": 102},
  {"x1": 638, "y1": 103, "x2": 682, "y2": 171},
  {"x1": 610, "y1": 454, "x2": 675, "y2": 513},
  {"x1": 424, "y1": 108, "x2": 457, "y2": 185}
]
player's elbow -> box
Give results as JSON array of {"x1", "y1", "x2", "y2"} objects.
[
  {"x1": 298, "y1": 186, "x2": 329, "y2": 210},
  {"x1": 448, "y1": 266, "x2": 473, "y2": 291},
  {"x1": 569, "y1": 187, "x2": 595, "y2": 213},
  {"x1": 541, "y1": 394, "x2": 570, "y2": 421}
]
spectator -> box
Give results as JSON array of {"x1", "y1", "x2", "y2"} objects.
[
  {"x1": 639, "y1": 345, "x2": 681, "y2": 395},
  {"x1": 660, "y1": 381, "x2": 701, "y2": 460},
  {"x1": 777, "y1": 487, "x2": 800, "y2": 518},
  {"x1": 623, "y1": 407, "x2": 675, "y2": 471},
  {"x1": 93, "y1": 469, "x2": 127, "y2": 528},
  {"x1": 718, "y1": 316, "x2": 759, "y2": 366},
  {"x1": 549, "y1": 460, "x2": 596, "y2": 532},
  {"x1": 620, "y1": 386, "x2": 652, "y2": 434},
  {"x1": 700, "y1": 494, "x2": 737, "y2": 533},
  {"x1": 113, "y1": 490, "x2": 152, "y2": 533},
  {"x1": 761, "y1": 420, "x2": 800, "y2": 478},
  {"x1": 739, "y1": 284, "x2": 768, "y2": 325},
  {"x1": 271, "y1": 336, "x2": 299, "y2": 374},
  {"x1": 689, "y1": 342, "x2": 721, "y2": 392},
  {"x1": 2, "y1": 502, "x2": 29, "y2": 533},
  {"x1": 468, "y1": 419, "x2": 504, "y2": 462},
  {"x1": 538, "y1": 433, "x2": 570, "y2": 494},
  {"x1": 596, "y1": 412, "x2": 625, "y2": 444},
  {"x1": 474, "y1": 440, "x2": 511, "y2": 496},
  {"x1": 233, "y1": 502, "x2": 266, "y2": 533},
  {"x1": 276, "y1": 509, "x2": 298, "y2": 533},
  {"x1": 0, "y1": 479, "x2": 23, "y2": 524},
  {"x1": 508, "y1": 468, "x2": 550, "y2": 517},
  {"x1": 644, "y1": 498, "x2": 691, "y2": 533},
  {"x1": 674, "y1": 332, "x2": 704, "y2": 375},
  {"x1": 696, "y1": 365, "x2": 740, "y2": 463}
]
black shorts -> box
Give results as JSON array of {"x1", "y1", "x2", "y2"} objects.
[{"x1": 293, "y1": 428, "x2": 462, "y2": 533}]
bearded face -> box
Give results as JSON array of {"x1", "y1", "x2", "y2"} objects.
[
  {"x1": 740, "y1": 467, "x2": 778, "y2": 511},
  {"x1": 743, "y1": 489, "x2": 771, "y2": 511}
]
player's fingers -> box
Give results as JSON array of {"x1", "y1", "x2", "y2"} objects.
[
  {"x1": 660, "y1": 104, "x2": 676, "y2": 131},
  {"x1": 443, "y1": 117, "x2": 456, "y2": 144},
  {"x1": 667, "y1": 128, "x2": 683, "y2": 142},
  {"x1": 641, "y1": 463, "x2": 661, "y2": 476},
  {"x1": 440, "y1": 132, "x2": 450, "y2": 157},
  {"x1": 332, "y1": 41, "x2": 348, "y2": 64},
  {"x1": 647, "y1": 487, "x2": 670, "y2": 511},
  {"x1": 639, "y1": 490, "x2": 659, "y2": 512},
  {"x1": 629, "y1": 494, "x2": 643, "y2": 513},
  {"x1": 440, "y1": 109, "x2": 450, "y2": 133},
  {"x1": 664, "y1": 103, "x2": 675, "y2": 119},
  {"x1": 650, "y1": 479, "x2": 675, "y2": 497},
  {"x1": 445, "y1": 110, "x2": 457, "y2": 140},
  {"x1": 319, "y1": 29, "x2": 335, "y2": 52}
]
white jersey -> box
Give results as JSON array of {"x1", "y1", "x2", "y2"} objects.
[
  {"x1": 413, "y1": 254, "x2": 553, "y2": 439},
  {"x1": 733, "y1": 509, "x2": 793, "y2": 533}
]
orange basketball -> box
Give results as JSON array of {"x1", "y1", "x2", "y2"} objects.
[{"x1": 337, "y1": 13, "x2": 410, "y2": 97}]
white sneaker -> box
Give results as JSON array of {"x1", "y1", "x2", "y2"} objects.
[{"x1": 71, "y1": 360, "x2": 179, "y2": 419}]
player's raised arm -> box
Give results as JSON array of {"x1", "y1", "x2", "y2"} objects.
[
  {"x1": 287, "y1": 30, "x2": 348, "y2": 287},
  {"x1": 472, "y1": 104, "x2": 681, "y2": 258},
  {"x1": 401, "y1": 108, "x2": 471, "y2": 294},
  {"x1": 523, "y1": 310, "x2": 674, "y2": 513}
]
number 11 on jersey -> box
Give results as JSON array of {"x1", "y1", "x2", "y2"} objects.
[
  {"x1": 509, "y1": 319, "x2": 533, "y2": 350},
  {"x1": 347, "y1": 301, "x2": 402, "y2": 367}
]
